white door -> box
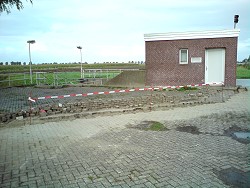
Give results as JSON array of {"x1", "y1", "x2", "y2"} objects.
[{"x1": 205, "y1": 48, "x2": 225, "y2": 84}]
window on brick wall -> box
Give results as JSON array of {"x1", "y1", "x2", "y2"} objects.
[{"x1": 179, "y1": 49, "x2": 188, "y2": 64}]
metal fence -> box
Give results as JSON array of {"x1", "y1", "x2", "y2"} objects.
[
  {"x1": 0, "y1": 73, "x2": 30, "y2": 87},
  {"x1": 0, "y1": 69, "x2": 139, "y2": 87}
]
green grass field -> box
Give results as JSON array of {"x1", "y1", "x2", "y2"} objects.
[
  {"x1": 0, "y1": 71, "x2": 122, "y2": 87},
  {"x1": 0, "y1": 63, "x2": 145, "y2": 73},
  {"x1": 0, "y1": 63, "x2": 144, "y2": 87},
  {"x1": 236, "y1": 66, "x2": 250, "y2": 79}
]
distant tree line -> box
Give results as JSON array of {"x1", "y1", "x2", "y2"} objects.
[
  {"x1": 100, "y1": 61, "x2": 145, "y2": 64},
  {"x1": 0, "y1": 61, "x2": 145, "y2": 65},
  {"x1": 237, "y1": 55, "x2": 250, "y2": 69},
  {"x1": 0, "y1": 61, "x2": 24, "y2": 65},
  {"x1": 238, "y1": 55, "x2": 250, "y2": 64}
]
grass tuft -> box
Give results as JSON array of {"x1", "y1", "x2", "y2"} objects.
[
  {"x1": 147, "y1": 121, "x2": 166, "y2": 131},
  {"x1": 176, "y1": 86, "x2": 198, "y2": 91},
  {"x1": 88, "y1": 176, "x2": 94, "y2": 181}
]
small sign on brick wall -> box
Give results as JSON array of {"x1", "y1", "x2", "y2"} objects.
[{"x1": 191, "y1": 57, "x2": 202, "y2": 63}]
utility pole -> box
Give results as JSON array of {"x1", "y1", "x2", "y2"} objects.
[
  {"x1": 27, "y1": 40, "x2": 36, "y2": 84},
  {"x1": 77, "y1": 46, "x2": 83, "y2": 78}
]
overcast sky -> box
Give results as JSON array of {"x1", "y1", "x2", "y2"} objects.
[{"x1": 0, "y1": 0, "x2": 249, "y2": 64}]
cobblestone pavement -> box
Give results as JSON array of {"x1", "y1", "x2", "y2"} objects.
[
  {"x1": 0, "y1": 85, "x2": 217, "y2": 113},
  {"x1": 0, "y1": 91, "x2": 249, "y2": 187},
  {"x1": 0, "y1": 86, "x2": 117, "y2": 113},
  {"x1": 0, "y1": 86, "x2": 172, "y2": 113}
]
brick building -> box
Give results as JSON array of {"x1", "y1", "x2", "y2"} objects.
[{"x1": 144, "y1": 29, "x2": 240, "y2": 86}]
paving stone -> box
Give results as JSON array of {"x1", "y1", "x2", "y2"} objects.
[{"x1": 0, "y1": 90, "x2": 249, "y2": 188}]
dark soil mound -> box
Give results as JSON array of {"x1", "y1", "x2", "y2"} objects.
[{"x1": 106, "y1": 70, "x2": 145, "y2": 87}]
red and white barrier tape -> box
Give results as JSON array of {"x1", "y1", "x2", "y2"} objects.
[
  {"x1": 28, "y1": 97, "x2": 36, "y2": 103},
  {"x1": 28, "y1": 82, "x2": 223, "y2": 102}
]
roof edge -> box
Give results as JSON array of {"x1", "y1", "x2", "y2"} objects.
[{"x1": 144, "y1": 29, "x2": 240, "y2": 41}]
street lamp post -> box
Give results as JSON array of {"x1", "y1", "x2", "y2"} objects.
[
  {"x1": 77, "y1": 46, "x2": 83, "y2": 78},
  {"x1": 27, "y1": 40, "x2": 36, "y2": 84}
]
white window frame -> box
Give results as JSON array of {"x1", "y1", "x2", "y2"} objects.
[{"x1": 179, "y1": 49, "x2": 188, "y2": 64}]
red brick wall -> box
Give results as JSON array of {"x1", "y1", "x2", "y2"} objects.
[{"x1": 145, "y1": 37, "x2": 238, "y2": 86}]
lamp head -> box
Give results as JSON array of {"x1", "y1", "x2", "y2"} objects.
[
  {"x1": 77, "y1": 46, "x2": 82, "y2": 49},
  {"x1": 234, "y1": 15, "x2": 239, "y2": 23},
  {"x1": 27, "y1": 40, "x2": 36, "y2": 44}
]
